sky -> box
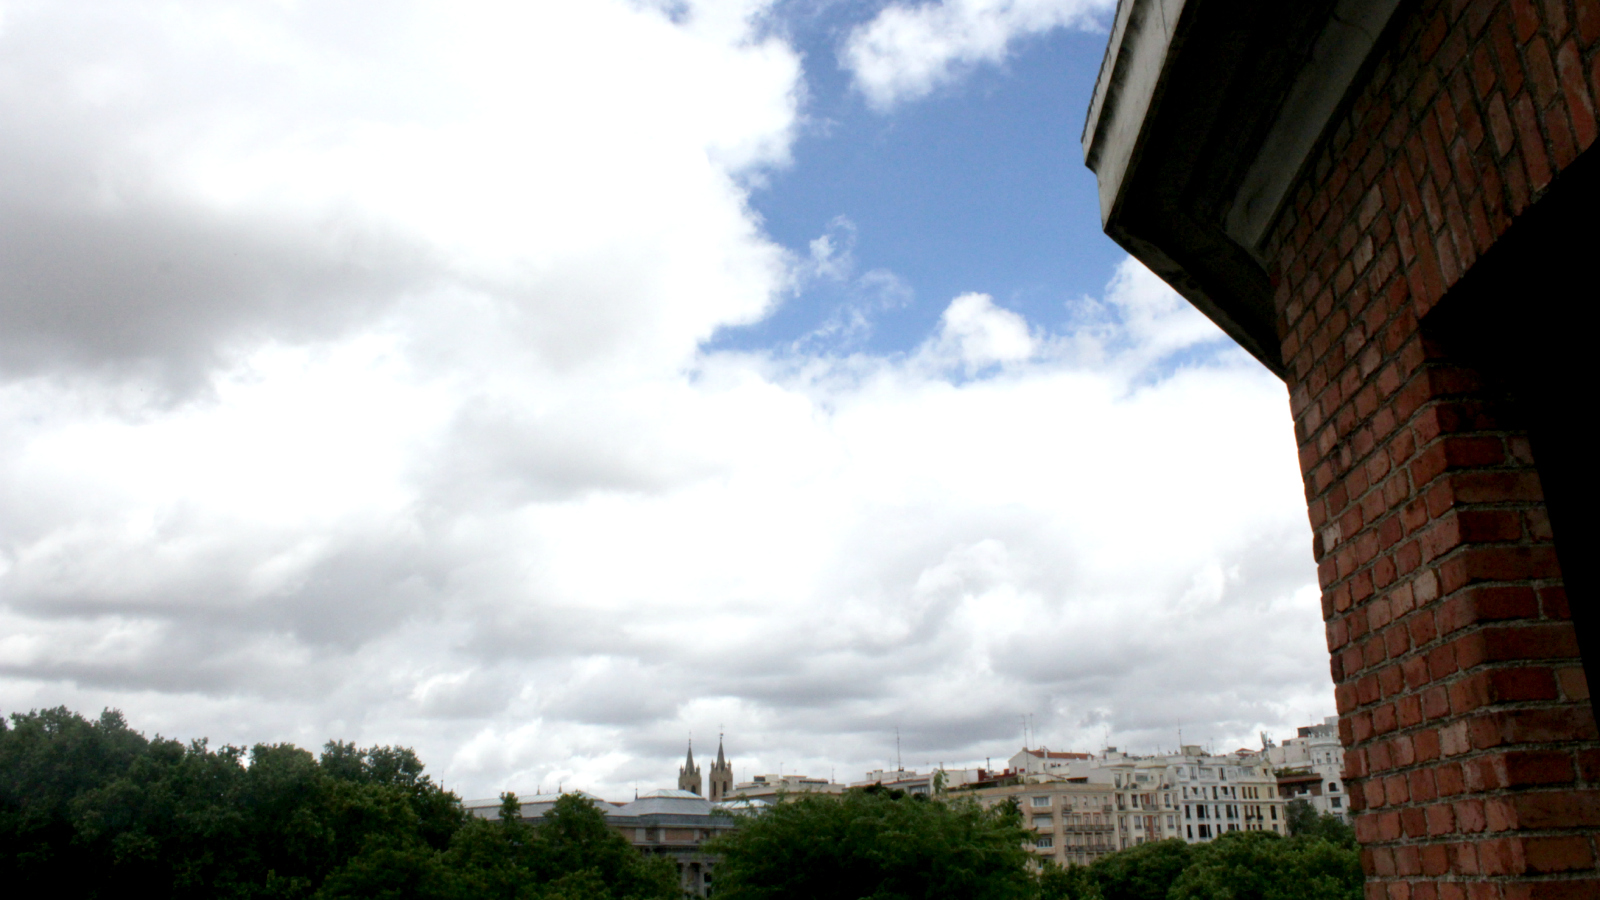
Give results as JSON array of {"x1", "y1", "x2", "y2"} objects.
[{"x1": 0, "y1": 0, "x2": 1332, "y2": 800}]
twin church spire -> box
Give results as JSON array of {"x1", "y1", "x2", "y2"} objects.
[{"x1": 678, "y1": 734, "x2": 733, "y2": 801}]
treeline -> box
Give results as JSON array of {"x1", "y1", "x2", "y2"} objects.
[
  {"x1": 5, "y1": 706, "x2": 1363, "y2": 900},
  {"x1": 708, "y1": 786, "x2": 1363, "y2": 900},
  {"x1": 0, "y1": 707, "x2": 676, "y2": 899},
  {"x1": 1036, "y1": 819, "x2": 1361, "y2": 900}
]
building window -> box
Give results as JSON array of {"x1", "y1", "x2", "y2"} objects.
[
  {"x1": 1270, "y1": 807, "x2": 1277, "y2": 820},
  {"x1": 1035, "y1": 836, "x2": 1054, "y2": 849},
  {"x1": 1031, "y1": 796, "x2": 1051, "y2": 807},
  {"x1": 1331, "y1": 797, "x2": 1342, "y2": 809},
  {"x1": 1328, "y1": 782, "x2": 1339, "y2": 793},
  {"x1": 1033, "y1": 816, "x2": 1053, "y2": 829}
]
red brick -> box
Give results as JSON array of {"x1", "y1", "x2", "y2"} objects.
[
  {"x1": 1581, "y1": 1, "x2": 1600, "y2": 45},
  {"x1": 1555, "y1": 41, "x2": 1598, "y2": 149},
  {"x1": 1253, "y1": 5, "x2": 1600, "y2": 894},
  {"x1": 1511, "y1": 92, "x2": 1554, "y2": 190},
  {"x1": 1556, "y1": 666, "x2": 1590, "y2": 701},
  {"x1": 1511, "y1": 0, "x2": 1541, "y2": 43},
  {"x1": 1522, "y1": 836, "x2": 1595, "y2": 873},
  {"x1": 1524, "y1": 38, "x2": 1561, "y2": 108}
]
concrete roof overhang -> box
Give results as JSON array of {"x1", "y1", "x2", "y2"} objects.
[{"x1": 1083, "y1": 0, "x2": 1407, "y2": 377}]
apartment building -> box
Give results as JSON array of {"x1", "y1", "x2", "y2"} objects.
[
  {"x1": 726, "y1": 773, "x2": 846, "y2": 803},
  {"x1": 1266, "y1": 718, "x2": 1347, "y2": 821},
  {"x1": 1157, "y1": 748, "x2": 1285, "y2": 842},
  {"x1": 953, "y1": 776, "x2": 1127, "y2": 867},
  {"x1": 1015, "y1": 745, "x2": 1288, "y2": 847}
]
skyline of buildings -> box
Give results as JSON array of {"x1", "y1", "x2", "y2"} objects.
[{"x1": 465, "y1": 716, "x2": 1344, "y2": 879}]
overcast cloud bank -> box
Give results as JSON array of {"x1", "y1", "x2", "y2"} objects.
[{"x1": 0, "y1": 0, "x2": 1325, "y2": 798}]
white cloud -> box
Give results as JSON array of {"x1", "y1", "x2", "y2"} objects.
[
  {"x1": 0, "y1": 1, "x2": 1329, "y2": 799},
  {"x1": 927, "y1": 292, "x2": 1035, "y2": 370},
  {"x1": 843, "y1": 0, "x2": 1114, "y2": 109}
]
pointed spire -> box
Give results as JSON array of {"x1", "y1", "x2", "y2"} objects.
[
  {"x1": 679, "y1": 737, "x2": 702, "y2": 795},
  {"x1": 716, "y1": 733, "x2": 726, "y2": 767}
]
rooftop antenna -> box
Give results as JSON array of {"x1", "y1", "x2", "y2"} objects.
[{"x1": 896, "y1": 727, "x2": 903, "y2": 772}]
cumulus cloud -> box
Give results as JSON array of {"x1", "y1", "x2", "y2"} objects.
[
  {"x1": 842, "y1": 0, "x2": 1114, "y2": 109},
  {"x1": 0, "y1": 1, "x2": 1328, "y2": 799},
  {"x1": 0, "y1": 0, "x2": 798, "y2": 388},
  {"x1": 926, "y1": 292, "x2": 1036, "y2": 371}
]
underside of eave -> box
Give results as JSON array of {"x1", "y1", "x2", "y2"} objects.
[{"x1": 1086, "y1": 0, "x2": 1365, "y2": 382}]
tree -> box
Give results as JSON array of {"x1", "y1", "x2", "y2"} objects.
[
  {"x1": 439, "y1": 792, "x2": 677, "y2": 900},
  {"x1": 708, "y1": 786, "x2": 1036, "y2": 900},
  {"x1": 0, "y1": 707, "x2": 154, "y2": 895},
  {"x1": 1303, "y1": 813, "x2": 1355, "y2": 847},
  {"x1": 4, "y1": 706, "x2": 680, "y2": 899},
  {"x1": 1166, "y1": 830, "x2": 1361, "y2": 900},
  {"x1": 1086, "y1": 838, "x2": 1193, "y2": 900},
  {"x1": 1283, "y1": 799, "x2": 1318, "y2": 836},
  {"x1": 1037, "y1": 861, "x2": 1101, "y2": 900}
]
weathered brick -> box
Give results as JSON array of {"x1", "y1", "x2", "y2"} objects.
[{"x1": 1252, "y1": 2, "x2": 1599, "y2": 895}]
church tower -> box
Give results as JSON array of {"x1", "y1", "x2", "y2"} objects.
[
  {"x1": 709, "y1": 735, "x2": 733, "y2": 802},
  {"x1": 677, "y1": 740, "x2": 702, "y2": 795}
]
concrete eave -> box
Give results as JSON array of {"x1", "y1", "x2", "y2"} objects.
[{"x1": 1082, "y1": 0, "x2": 1407, "y2": 378}]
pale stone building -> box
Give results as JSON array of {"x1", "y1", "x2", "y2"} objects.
[
  {"x1": 727, "y1": 772, "x2": 847, "y2": 803},
  {"x1": 953, "y1": 776, "x2": 1126, "y2": 867},
  {"x1": 1267, "y1": 718, "x2": 1348, "y2": 821}
]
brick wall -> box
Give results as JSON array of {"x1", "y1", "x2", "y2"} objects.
[{"x1": 1262, "y1": 0, "x2": 1600, "y2": 896}]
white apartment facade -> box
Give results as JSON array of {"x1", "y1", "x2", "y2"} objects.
[
  {"x1": 1008, "y1": 748, "x2": 1093, "y2": 777},
  {"x1": 725, "y1": 773, "x2": 847, "y2": 803},
  {"x1": 1266, "y1": 717, "x2": 1349, "y2": 821},
  {"x1": 1005, "y1": 745, "x2": 1289, "y2": 848},
  {"x1": 1159, "y1": 749, "x2": 1286, "y2": 842}
]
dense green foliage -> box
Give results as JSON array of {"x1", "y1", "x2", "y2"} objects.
[
  {"x1": 1082, "y1": 839, "x2": 1196, "y2": 900},
  {"x1": 1283, "y1": 799, "x2": 1356, "y2": 846},
  {"x1": 1167, "y1": 831, "x2": 1361, "y2": 900},
  {"x1": 712, "y1": 787, "x2": 1362, "y2": 900},
  {"x1": 1037, "y1": 831, "x2": 1362, "y2": 900},
  {"x1": 708, "y1": 786, "x2": 1038, "y2": 900},
  {"x1": 0, "y1": 707, "x2": 676, "y2": 900}
]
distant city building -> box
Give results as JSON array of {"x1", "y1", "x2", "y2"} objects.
[
  {"x1": 708, "y1": 738, "x2": 733, "y2": 803},
  {"x1": 854, "y1": 768, "x2": 935, "y2": 796},
  {"x1": 678, "y1": 741, "x2": 702, "y2": 796},
  {"x1": 726, "y1": 772, "x2": 846, "y2": 802},
  {"x1": 1266, "y1": 717, "x2": 1347, "y2": 821},
  {"x1": 962, "y1": 744, "x2": 1287, "y2": 853},
  {"x1": 464, "y1": 789, "x2": 735, "y2": 897},
  {"x1": 1091, "y1": 746, "x2": 1285, "y2": 845},
  {"x1": 1009, "y1": 748, "x2": 1093, "y2": 777},
  {"x1": 954, "y1": 776, "x2": 1127, "y2": 867}
]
